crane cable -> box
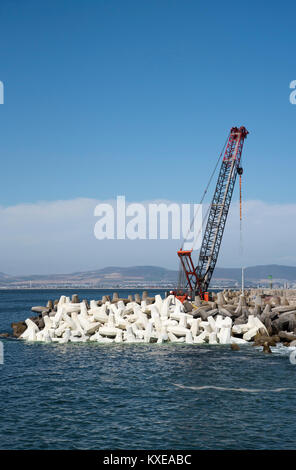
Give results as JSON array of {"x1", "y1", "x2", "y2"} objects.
[
  {"x1": 180, "y1": 132, "x2": 230, "y2": 251},
  {"x1": 239, "y1": 172, "x2": 243, "y2": 255}
]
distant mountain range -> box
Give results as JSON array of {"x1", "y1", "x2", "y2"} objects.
[
  {"x1": 0, "y1": 266, "x2": 177, "y2": 288},
  {"x1": 213, "y1": 265, "x2": 296, "y2": 282},
  {"x1": 0, "y1": 265, "x2": 296, "y2": 288}
]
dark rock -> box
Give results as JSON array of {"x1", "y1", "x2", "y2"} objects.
[
  {"x1": 260, "y1": 304, "x2": 271, "y2": 322},
  {"x1": 278, "y1": 331, "x2": 296, "y2": 342},
  {"x1": 194, "y1": 296, "x2": 201, "y2": 306},
  {"x1": 46, "y1": 300, "x2": 53, "y2": 309},
  {"x1": 29, "y1": 316, "x2": 40, "y2": 323},
  {"x1": 231, "y1": 343, "x2": 240, "y2": 351},
  {"x1": 218, "y1": 307, "x2": 233, "y2": 317},
  {"x1": 253, "y1": 334, "x2": 279, "y2": 347},
  {"x1": 183, "y1": 301, "x2": 193, "y2": 313},
  {"x1": 134, "y1": 293, "x2": 141, "y2": 304},
  {"x1": 258, "y1": 327, "x2": 267, "y2": 336},
  {"x1": 289, "y1": 318, "x2": 296, "y2": 332},
  {"x1": 255, "y1": 295, "x2": 263, "y2": 307},
  {"x1": 254, "y1": 305, "x2": 262, "y2": 317},
  {"x1": 263, "y1": 342, "x2": 272, "y2": 353},
  {"x1": 271, "y1": 306, "x2": 294, "y2": 314},
  {"x1": 72, "y1": 294, "x2": 79, "y2": 304},
  {"x1": 231, "y1": 309, "x2": 243, "y2": 319},
  {"x1": 42, "y1": 310, "x2": 52, "y2": 318},
  {"x1": 142, "y1": 291, "x2": 148, "y2": 300},
  {"x1": 271, "y1": 296, "x2": 281, "y2": 306},
  {"x1": 272, "y1": 312, "x2": 296, "y2": 333},
  {"x1": 11, "y1": 321, "x2": 27, "y2": 338},
  {"x1": 223, "y1": 304, "x2": 236, "y2": 311},
  {"x1": 281, "y1": 297, "x2": 289, "y2": 306},
  {"x1": 263, "y1": 316, "x2": 273, "y2": 336},
  {"x1": 193, "y1": 308, "x2": 218, "y2": 320},
  {"x1": 112, "y1": 292, "x2": 119, "y2": 301},
  {"x1": 208, "y1": 301, "x2": 218, "y2": 309},
  {"x1": 234, "y1": 316, "x2": 247, "y2": 325},
  {"x1": 238, "y1": 295, "x2": 247, "y2": 307},
  {"x1": 36, "y1": 318, "x2": 45, "y2": 330},
  {"x1": 241, "y1": 306, "x2": 249, "y2": 319},
  {"x1": 271, "y1": 320, "x2": 280, "y2": 335},
  {"x1": 269, "y1": 310, "x2": 279, "y2": 321},
  {"x1": 216, "y1": 292, "x2": 225, "y2": 305}
]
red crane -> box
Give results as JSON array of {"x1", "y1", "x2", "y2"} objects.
[{"x1": 176, "y1": 126, "x2": 249, "y2": 301}]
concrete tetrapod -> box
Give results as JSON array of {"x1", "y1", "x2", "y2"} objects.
[{"x1": 17, "y1": 290, "x2": 295, "y2": 348}]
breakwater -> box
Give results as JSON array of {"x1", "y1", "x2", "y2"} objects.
[{"x1": 9, "y1": 289, "x2": 296, "y2": 348}]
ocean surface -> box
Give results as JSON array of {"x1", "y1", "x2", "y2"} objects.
[{"x1": 0, "y1": 289, "x2": 296, "y2": 450}]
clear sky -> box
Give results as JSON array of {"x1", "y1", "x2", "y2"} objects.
[{"x1": 0, "y1": 0, "x2": 296, "y2": 274}]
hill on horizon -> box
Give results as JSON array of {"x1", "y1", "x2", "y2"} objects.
[{"x1": 1, "y1": 264, "x2": 296, "y2": 287}]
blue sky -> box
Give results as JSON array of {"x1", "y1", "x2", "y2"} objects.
[{"x1": 0, "y1": 0, "x2": 296, "y2": 273}]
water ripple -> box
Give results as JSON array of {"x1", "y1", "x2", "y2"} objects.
[{"x1": 173, "y1": 384, "x2": 296, "y2": 393}]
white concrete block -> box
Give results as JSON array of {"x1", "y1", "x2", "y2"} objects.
[
  {"x1": 92, "y1": 309, "x2": 109, "y2": 324},
  {"x1": 193, "y1": 334, "x2": 206, "y2": 344},
  {"x1": 230, "y1": 336, "x2": 248, "y2": 344},
  {"x1": 115, "y1": 330, "x2": 123, "y2": 343},
  {"x1": 200, "y1": 321, "x2": 212, "y2": 333},
  {"x1": 36, "y1": 331, "x2": 44, "y2": 341},
  {"x1": 215, "y1": 315, "x2": 224, "y2": 329},
  {"x1": 221, "y1": 317, "x2": 232, "y2": 328},
  {"x1": 243, "y1": 327, "x2": 258, "y2": 341},
  {"x1": 99, "y1": 326, "x2": 118, "y2": 337},
  {"x1": 90, "y1": 300, "x2": 98, "y2": 309},
  {"x1": 209, "y1": 332, "x2": 218, "y2": 344},
  {"x1": 185, "y1": 330, "x2": 194, "y2": 344},
  {"x1": 217, "y1": 327, "x2": 231, "y2": 344},
  {"x1": 61, "y1": 304, "x2": 81, "y2": 314},
  {"x1": 168, "y1": 332, "x2": 178, "y2": 342},
  {"x1": 179, "y1": 314, "x2": 187, "y2": 328},
  {"x1": 190, "y1": 318, "x2": 199, "y2": 337},
  {"x1": 176, "y1": 337, "x2": 185, "y2": 343},
  {"x1": 167, "y1": 326, "x2": 188, "y2": 337},
  {"x1": 207, "y1": 316, "x2": 217, "y2": 332}
]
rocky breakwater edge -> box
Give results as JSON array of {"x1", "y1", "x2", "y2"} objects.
[{"x1": 6, "y1": 289, "x2": 296, "y2": 351}]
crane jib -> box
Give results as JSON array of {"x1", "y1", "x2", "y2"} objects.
[{"x1": 177, "y1": 126, "x2": 248, "y2": 301}]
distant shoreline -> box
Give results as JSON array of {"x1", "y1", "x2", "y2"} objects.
[
  {"x1": 0, "y1": 286, "x2": 172, "y2": 291},
  {"x1": 0, "y1": 286, "x2": 235, "y2": 291}
]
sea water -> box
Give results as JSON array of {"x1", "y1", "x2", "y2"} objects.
[{"x1": 0, "y1": 289, "x2": 296, "y2": 450}]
